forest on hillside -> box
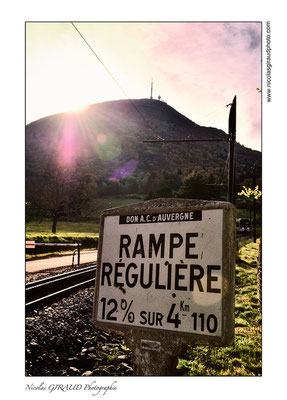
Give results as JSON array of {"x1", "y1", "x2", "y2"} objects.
[{"x1": 26, "y1": 99, "x2": 261, "y2": 231}]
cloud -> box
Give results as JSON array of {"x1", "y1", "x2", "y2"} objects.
[
  {"x1": 243, "y1": 26, "x2": 261, "y2": 50},
  {"x1": 222, "y1": 22, "x2": 261, "y2": 51},
  {"x1": 148, "y1": 23, "x2": 261, "y2": 150}
]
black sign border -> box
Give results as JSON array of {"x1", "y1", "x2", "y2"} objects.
[{"x1": 93, "y1": 199, "x2": 235, "y2": 347}]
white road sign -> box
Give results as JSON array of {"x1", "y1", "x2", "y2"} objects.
[{"x1": 96, "y1": 209, "x2": 224, "y2": 337}]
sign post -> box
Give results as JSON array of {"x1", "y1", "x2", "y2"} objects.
[{"x1": 93, "y1": 198, "x2": 236, "y2": 375}]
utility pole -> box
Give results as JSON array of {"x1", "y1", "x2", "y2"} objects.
[
  {"x1": 227, "y1": 96, "x2": 237, "y2": 205},
  {"x1": 143, "y1": 96, "x2": 237, "y2": 205},
  {"x1": 150, "y1": 79, "x2": 153, "y2": 99}
]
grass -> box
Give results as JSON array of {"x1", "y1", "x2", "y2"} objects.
[
  {"x1": 26, "y1": 209, "x2": 262, "y2": 374},
  {"x1": 26, "y1": 219, "x2": 100, "y2": 259},
  {"x1": 177, "y1": 240, "x2": 261, "y2": 376},
  {"x1": 26, "y1": 218, "x2": 100, "y2": 234},
  {"x1": 25, "y1": 196, "x2": 143, "y2": 257},
  {"x1": 26, "y1": 203, "x2": 255, "y2": 236},
  {"x1": 26, "y1": 196, "x2": 143, "y2": 235}
]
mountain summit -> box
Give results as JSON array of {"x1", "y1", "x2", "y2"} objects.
[{"x1": 26, "y1": 98, "x2": 261, "y2": 199}]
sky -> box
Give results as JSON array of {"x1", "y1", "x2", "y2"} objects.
[{"x1": 26, "y1": 22, "x2": 261, "y2": 151}]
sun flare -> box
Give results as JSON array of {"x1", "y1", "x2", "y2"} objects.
[{"x1": 64, "y1": 103, "x2": 88, "y2": 115}]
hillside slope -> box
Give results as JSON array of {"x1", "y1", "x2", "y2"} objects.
[{"x1": 26, "y1": 98, "x2": 261, "y2": 198}]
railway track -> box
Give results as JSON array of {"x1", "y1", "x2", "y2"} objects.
[{"x1": 25, "y1": 265, "x2": 96, "y2": 311}]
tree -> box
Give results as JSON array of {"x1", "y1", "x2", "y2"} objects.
[
  {"x1": 176, "y1": 170, "x2": 221, "y2": 200},
  {"x1": 26, "y1": 159, "x2": 97, "y2": 233},
  {"x1": 238, "y1": 185, "x2": 262, "y2": 200},
  {"x1": 238, "y1": 185, "x2": 262, "y2": 242}
]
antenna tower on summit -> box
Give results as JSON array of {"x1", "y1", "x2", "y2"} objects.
[{"x1": 150, "y1": 79, "x2": 153, "y2": 99}]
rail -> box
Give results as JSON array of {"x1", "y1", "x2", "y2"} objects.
[
  {"x1": 26, "y1": 241, "x2": 82, "y2": 266},
  {"x1": 25, "y1": 265, "x2": 96, "y2": 311}
]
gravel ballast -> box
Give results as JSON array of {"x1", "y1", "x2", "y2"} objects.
[{"x1": 25, "y1": 287, "x2": 133, "y2": 376}]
